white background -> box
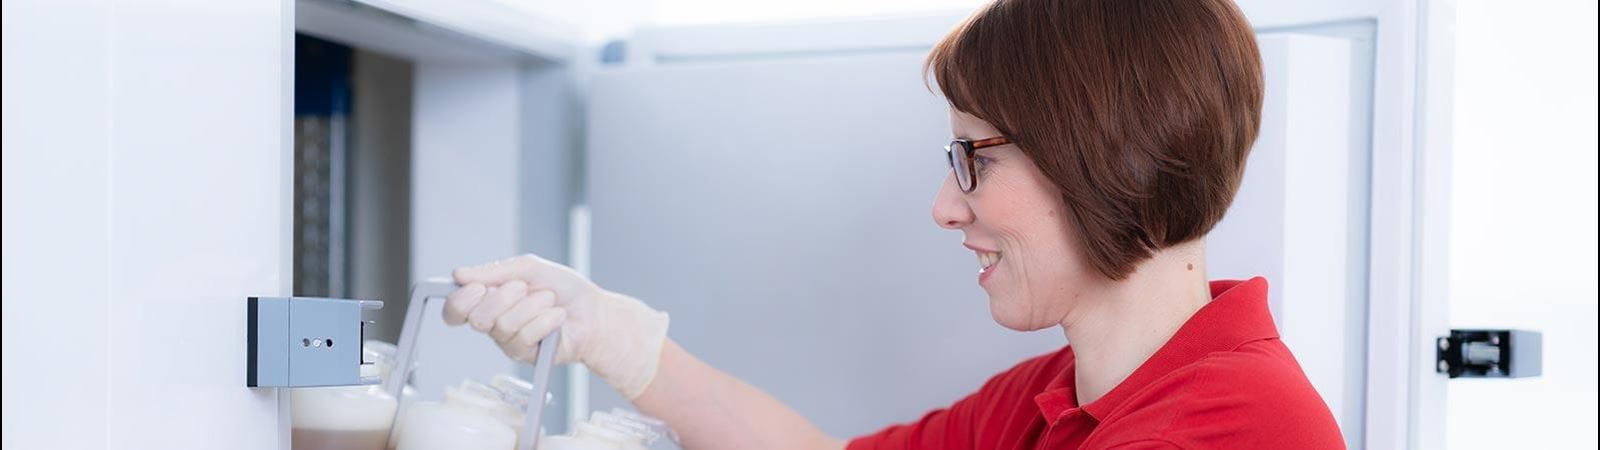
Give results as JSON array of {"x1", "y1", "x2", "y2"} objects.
[{"x1": 1448, "y1": 0, "x2": 1599, "y2": 448}]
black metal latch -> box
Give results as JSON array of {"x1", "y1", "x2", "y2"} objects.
[{"x1": 1436, "y1": 329, "x2": 1542, "y2": 379}]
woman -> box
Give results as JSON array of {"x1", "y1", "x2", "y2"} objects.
[{"x1": 441, "y1": 0, "x2": 1344, "y2": 448}]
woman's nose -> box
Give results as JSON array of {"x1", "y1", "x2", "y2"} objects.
[{"x1": 932, "y1": 174, "x2": 975, "y2": 230}]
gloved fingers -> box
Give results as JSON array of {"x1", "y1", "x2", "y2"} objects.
[
  {"x1": 507, "y1": 306, "x2": 568, "y2": 364},
  {"x1": 467, "y1": 280, "x2": 528, "y2": 333},
  {"x1": 454, "y1": 254, "x2": 550, "y2": 287},
  {"x1": 442, "y1": 283, "x2": 487, "y2": 326},
  {"x1": 489, "y1": 289, "x2": 557, "y2": 343}
]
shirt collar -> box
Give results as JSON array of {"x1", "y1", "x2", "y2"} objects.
[{"x1": 1033, "y1": 277, "x2": 1280, "y2": 424}]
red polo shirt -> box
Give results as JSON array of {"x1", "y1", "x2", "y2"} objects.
[{"x1": 848, "y1": 277, "x2": 1343, "y2": 449}]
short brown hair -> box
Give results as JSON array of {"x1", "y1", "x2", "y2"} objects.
[{"x1": 927, "y1": 0, "x2": 1263, "y2": 280}]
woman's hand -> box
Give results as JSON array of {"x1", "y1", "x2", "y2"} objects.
[
  {"x1": 442, "y1": 254, "x2": 670, "y2": 400},
  {"x1": 449, "y1": 255, "x2": 840, "y2": 450}
]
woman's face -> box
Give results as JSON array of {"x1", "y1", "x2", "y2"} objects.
[{"x1": 933, "y1": 109, "x2": 1100, "y2": 331}]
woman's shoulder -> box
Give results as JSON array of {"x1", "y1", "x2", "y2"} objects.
[
  {"x1": 1103, "y1": 338, "x2": 1345, "y2": 448},
  {"x1": 1184, "y1": 338, "x2": 1329, "y2": 402}
]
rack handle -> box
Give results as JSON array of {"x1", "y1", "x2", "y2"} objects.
[{"x1": 388, "y1": 279, "x2": 559, "y2": 450}]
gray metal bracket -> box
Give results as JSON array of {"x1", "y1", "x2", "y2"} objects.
[{"x1": 247, "y1": 296, "x2": 383, "y2": 388}]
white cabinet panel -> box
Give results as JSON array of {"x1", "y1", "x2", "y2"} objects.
[{"x1": 4, "y1": 0, "x2": 293, "y2": 448}]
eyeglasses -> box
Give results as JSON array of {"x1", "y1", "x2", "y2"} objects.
[{"x1": 945, "y1": 136, "x2": 1010, "y2": 193}]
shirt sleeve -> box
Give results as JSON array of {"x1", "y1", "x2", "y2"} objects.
[
  {"x1": 844, "y1": 391, "x2": 981, "y2": 450},
  {"x1": 845, "y1": 354, "x2": 1042, "y2": 450},
  {"x1": 846, "y1": 348, "x2": 1067, "y2": 450}
]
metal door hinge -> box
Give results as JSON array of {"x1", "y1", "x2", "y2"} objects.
[
  {"x1": 1436, "y1": 329, "x2": 1542, "y2": 379},
  {"x1": 247, "y1": 296, "x2": 383, "y2": 387}
]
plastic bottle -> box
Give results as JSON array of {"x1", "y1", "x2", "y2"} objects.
[
  {"x1": 488, "y1": 374, "x2": 537, "y2": 441},
  {"x1": 392, "y1": 377, "x2": 530, "y2": 450},
  {"x1": 538, "y1": 409, "x2": 665, "y2": 450},
  {"x1": 292, "y1": 340, "x2": 415, "y2": 450}
]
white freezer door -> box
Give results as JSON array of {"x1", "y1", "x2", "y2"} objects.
[{"x1": 3, "y1": 0, "x2": 293, "y2": 448}]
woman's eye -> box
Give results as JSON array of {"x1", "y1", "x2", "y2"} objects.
[{"x1": 973, "y1": 155, "x2": 995, "y2": 172}]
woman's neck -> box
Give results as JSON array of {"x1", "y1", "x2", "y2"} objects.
[{"x1": 1060, "y1": 241, "x2": 1212, "y2": 407}]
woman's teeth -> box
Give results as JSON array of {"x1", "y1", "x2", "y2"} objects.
[{"x1": 976, "y1": 251, "x2": 1002, "y2": 270}]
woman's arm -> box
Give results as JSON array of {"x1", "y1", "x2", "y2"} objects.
[
  {"x1": 634, "y1": 339, "x2": 846, "y2": 450},
  {"x1": 445, "y1": 255, "x2": 843, "y2": 448}
]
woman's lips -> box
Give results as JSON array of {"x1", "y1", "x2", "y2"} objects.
[{"x1": 977, "y1": 251, "x2": 1002, "y2": 285}]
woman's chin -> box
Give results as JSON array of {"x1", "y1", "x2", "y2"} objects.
[{"x1": 987, "y1": 297, "x2": 1054, "y2": 332}]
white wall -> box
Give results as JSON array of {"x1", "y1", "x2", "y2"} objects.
[
  {"x1": 1447, "y1": 0, "x2": 1600, "y2": 448},
  {"x1": 3, "y1": 0, "x2": 293, "y2": 448}
]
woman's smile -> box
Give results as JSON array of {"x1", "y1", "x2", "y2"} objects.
[{"x1": 965, "y1": 242, "x2": 1003, "y2": 285}]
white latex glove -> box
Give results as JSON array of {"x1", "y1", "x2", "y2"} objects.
[{"x1": 442, "y1": 254, "x2": 670, "y2": 400}]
